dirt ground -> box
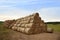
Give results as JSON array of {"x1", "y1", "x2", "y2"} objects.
[{"x1": 5, "y1": 30, "x2": 60, "y2": 40}]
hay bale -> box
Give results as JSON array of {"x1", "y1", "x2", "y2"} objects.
[
  {"x1": 9, "y1": 20, "x2": 16, "y2": 29},
  {"x1": 25, "y1": 23, "x2": 34, "y2": 28},
  {"x1": 27, "y1": 17, "x2": 31, "y2": 20},
  {"x1": 40, "y1": 23, "x2": 43, "y2": 26},
  {"x1": 30, "y1": 16, "x2": 34, "y2": 20},
  {"x1": 17, "y1": 27, "x2": 21, "y2": 32},
  {"x1": 24, "y1": 28, "x2": 34, "y2": 34},
  {"x1": 17, "y1": 24, "x2": 21, "y2": 27},
  {"x1": 33, "y1": 28, "x2": 41, "y2": 34},
  {"x1": 3, "y1": 20, "x2": 15, "y2": 28},
  {"x1": 14, "y1": 24, "x2": 17, "y2": 26},
  {"x1": 24, "y1": 20, "x2": 30, "y2": 24},
  {"x1": 9, "y1": 24, "x2": 13, "y2": 29},
  {"x1": 12, "y1": 27, "x2": 17, "y2": 31},
  {"x1": 30, "y1": 20, "x2": 34, "y2": 23},
  {"x1": 43, "y1": 24, "x2": 47, "y2": 32},
  {"x1": 21, "y1": 24, "x2": 25, "y2": 27},
  {"x1": 34, "y1": 23, "x2": 40, "y2": 27},
  {"x1": 19, "y1": 27, "x2": 25, "y2": 32},
  {"x1": 23, "y1": 18, "x2": 26, "y2": 21},
  {"x1": 16, "y1": 20, "x2": 20, "y2": 24},
  {"x1": 40, "y1": 22, "x2": 47, "y2": 32},
  {"x1": 30, "y1": 18, "x2": 41, "y2": 23},
  {"x1": 47, "y1": 28, "x2": 53, "y2": 33}
]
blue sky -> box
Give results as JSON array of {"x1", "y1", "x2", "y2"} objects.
[{"x1": 0, "y1": 0, "x2": 60, "y2": 22}]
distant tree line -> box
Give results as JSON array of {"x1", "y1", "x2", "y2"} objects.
[
  {"x1": 0, "y1": 21, "x2": 4, "y2": 23},
  {"x1": 45, "y1": 22, "x2": 60, "y2": 24}
]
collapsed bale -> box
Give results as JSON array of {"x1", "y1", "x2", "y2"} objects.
[{"x1": 47, "y1": 28, "x2": 53, "y2": 33}]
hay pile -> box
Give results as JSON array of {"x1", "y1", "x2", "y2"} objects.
[
  {"x1": 3, "y1": 13, "x2": 47, "y2": 34},
  {"x1": 3, "y1": 20, "x2": 15, "y2": 28}
]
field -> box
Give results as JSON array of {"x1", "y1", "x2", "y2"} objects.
[
  {"x1": 0, "y1": 22, "x2": 11, "y2": 40},
  {"x1": 0, "y1": 22, "x2": 60, "y2": 40},
  {"x1": 47, "y1": 24, "x2": 60, "y2": 32}
]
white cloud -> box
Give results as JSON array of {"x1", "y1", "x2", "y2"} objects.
[
  {"x1": 37, "y1": 7, "x2": 60, "y2": 22},
  {"x1": 0, "y1": 0, "x2": 60, "y2": 22},
  {"x1": 0, "y1": 7, "x2": 60, "y2": 22},
  {"x1": 0, "y1": 8, "x2": 33, "y2": 21}
]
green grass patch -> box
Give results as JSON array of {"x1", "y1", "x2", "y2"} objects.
[
  {"x1": 47, "y1": 24, "x2": 60, "y2": 32},
  {"x1": 0, "y1": 22, "x2": 11, "y2": 40}
]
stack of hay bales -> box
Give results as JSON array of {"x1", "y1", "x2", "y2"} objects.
[
  {"x1": 3, "y1": 20, "x2": 15, "y2": 28},
  {"x1": 10, "y1": 13, "x2": 47, "y2": 34}
]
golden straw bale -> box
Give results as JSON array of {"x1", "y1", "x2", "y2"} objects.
[
  {"x1": 25, "y1": 23, "x2": 34, "y2": 28},
  {"x1": 20, "y1": 24, "x2": 25, "y2": 27},
  {"x1": 16, "y1": 20, "x2": 20, "y2": 24},
  {"x1": 33, "y1": 28, "x2": 41, "y2": 34},
  {"x1": 43, "y1": 24, "x2": 47, "y2": 32},
  {"x1": 20, "y1": 21, "x2": 23, "y2": 24},
  {"x1": 19, "y1": 27, "x2": 25, "y2": 32},
  {"x1": 12, "y1": 27, "x2": 17, "y2": 31},
  {"x1": 24, "y1": 28, "x2": 34, "y2": 34},
  {"x1": 30, "y1": 20, "x2": 34, "y2": 23},
  {"x1": 13, "y1": 24, "x2": 17, "y2": 26},
  {"x1": 16, "y1": 24, "x2": 21, "y2": 27},
  {"x1": 17, "y1": 27, "x2": 21, "y2": 32},
  {"x1": 30, "y1": 16, "x2": 34, "y2": 20},
  {"x1": 27, "y1": 17, "x2": 31, "y2": 20},
  {"x1": 3, "y1": 20, "x2": 15, "y2": 28},
  {"x1": 22, "y1": 20, "x2": 30, "y2": 24}
]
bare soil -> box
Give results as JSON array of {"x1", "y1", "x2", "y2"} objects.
[{"x1": 4, "y1": 30, "x2": 60, "y2": 40}]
